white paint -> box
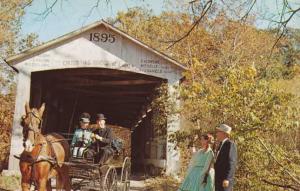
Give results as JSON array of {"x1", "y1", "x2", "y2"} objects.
[
  {"x1": 14, "y1": 26, "x2": 183, "y2": 81},
  {"x1": 8, "y1": 71, "x2": 31, "y2": 171},
  {"x1": 166, "y1": 81, "x2": 181, "y2": 175}
]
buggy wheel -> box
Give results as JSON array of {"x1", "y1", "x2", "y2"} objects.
[
  {"x1": 103, "y1": 166, "x2": 117, "y2": 191},
  {"x1": 120, "y1": 157, "x2": 131, "y2": 191}
]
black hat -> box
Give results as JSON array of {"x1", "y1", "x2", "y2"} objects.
[
  {"x1": 96, "y1": 113, "x2": 106, "y2": 120},
  {"x1": 80, "y1": 118, "x2": 90, "y2": 123},
  {"x1": 79, "y1": 112, "x2": 91, "y2": 122}
]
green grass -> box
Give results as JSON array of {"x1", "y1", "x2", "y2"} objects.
[
  {"x1": 274, "y1": 74, "x2": 300, "y2": 105},
  {"x1": 144, "y1": 176, "x2": 180, "y2": 191},
  {"x1": 278, "y1": 75, "x2": 300, "y2": 96},
  {"x1": 0, "y1": 175, "x2": 21, "y2": 191}
]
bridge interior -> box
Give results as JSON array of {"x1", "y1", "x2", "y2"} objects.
[{"x1": 29, "y1": 68, "x2": 167, "y2": 174}]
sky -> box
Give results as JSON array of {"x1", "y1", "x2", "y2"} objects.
[
  {"x1": 21, "y1": 0, "x2": 166, "y2": 42},
  {"x1": 253, "y1": 0, "x2": 300, "y2": 29},
  {"x1": 21, "y1": 0, "x2": 300, "y2": 43}
]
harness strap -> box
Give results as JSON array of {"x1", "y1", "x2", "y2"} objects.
[{"x1": 46, "y1": 136, "x2": 57, "y2": 163}]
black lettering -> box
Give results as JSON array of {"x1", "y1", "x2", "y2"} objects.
[
  {"x1": 93, "y1": 33, "x2": 100, "y2": 41},
  {"x1": 109, "y1": 34, "x2": 115, "y2": 43},
  {"x1": 89, "y1": 33, "x2": 116, "y2": 43},
  {"x1": 101, "y1": 33, "x2": 108, "y2": 42}
]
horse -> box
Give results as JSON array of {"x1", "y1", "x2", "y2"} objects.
[{"x1": 19, "y1": 103, "x2": 71, "y2": 191}]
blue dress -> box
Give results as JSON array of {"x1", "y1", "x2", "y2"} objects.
[{"x1": 178, "y1": 148, "x2": 215, "y2": 191}]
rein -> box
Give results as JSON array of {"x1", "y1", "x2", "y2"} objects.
[
  {"x1": 21, "y1": 111, "x2": 46, "y2": 163},
  {"x1": 21, "y1": 111, "x2": 73, "y2": 165},
  {"x1": 19, "y1": 108, "x2": 69, "y2": 189}
]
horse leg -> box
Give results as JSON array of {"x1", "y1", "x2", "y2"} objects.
[
  {"x1": 56, "y1": 168, "x2": 64, "y2": 191},
  {"x1": 20, "y1": 173, "x2": 31, "y2": 191},
  {"x1": 56, "y1": 165, "x2": 71, "y2": 191},
  {"x1": 61, "y1": 165, "x2": 71, "y2": 191},
  {"x1": 46, "y1": 179, "x2": 52, "y2": 191},
  {"x1": 36, "y1": 178, "x2": 48, "y2": 191},
  {"x1": 34, "y1": 162, "x2": 51, "y2": 191},
  {"x1": 20, "y1": 161, "x2": 32, "y2": 191}
]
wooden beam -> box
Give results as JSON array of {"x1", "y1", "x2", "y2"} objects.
[
  {"x1": 54, "y1": 78, "x2": 160, "y2": 87},
  {"x1": 58, "y1": 87, "x2": 150, "y2": 96},
  {"x1": 33, "y1": 68, "x2": 163, "y2": 81},
  {"x1": 84, "y1": 98, "x2": 147, "y2": 103},
  {"x1": 54, "y1": 84, "x2": 157, "y2": 93},
  {"x1": 58, "y1": 93, "x2": 148, "y2": 103},
  {"x1": 82, "y1": 102, "x2": 141, "y2": 111},
  {"x1": 34, "y1": 68, "x2": 131, "y2": 76},
  {"x1": 85, "y1": 104, "x2": 141, "y2": 110}
]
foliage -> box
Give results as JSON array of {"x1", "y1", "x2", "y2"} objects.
[
  {"x1": 0, "y1": 91, "x2": 15, "y2": 172},
  {"x1": 0, "y1": 0, "x2": 37, "y2": 172},
  {"x1": 0, "y1": 0, "x2": 36, "y2": 56},
  {"x1": 0, "y1": 175, "x2": 21, "y2": 190},
  {"x1": 150, "y1": 82, "x2": 177, "y2": 137},
  {"x1": 114, "y1": 6, "x2": 300, "y2": 190}
]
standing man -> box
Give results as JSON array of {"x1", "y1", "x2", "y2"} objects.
[
  {"x1": 90, "y1": 113, "x2": 114, "y2": 165},
  {"x1": 215, "y1": 124, "x2": 238, "y2": 191}
]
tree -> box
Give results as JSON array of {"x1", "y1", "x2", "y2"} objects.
[
  {"x1": 33, "y1": 0, "x2": 300, "y2": 48},
  {"x1": 0, "y1": 0, "x2": 37, "y2": 172},
  {"x1": 114, "y1": 7, "x2": 300, "y2": 190},
  {"x1": 166, "y1": 0, "x2": 300, "y2": 49}
]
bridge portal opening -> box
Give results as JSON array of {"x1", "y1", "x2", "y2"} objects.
[{"x1": 30, "y1": 68, "x2": 167, "y2": 175}]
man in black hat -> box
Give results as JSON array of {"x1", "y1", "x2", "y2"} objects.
[{"x1": 90, "y1": 113, "x2": 114, "y2": 165}]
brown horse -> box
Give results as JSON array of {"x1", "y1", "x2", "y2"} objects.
[{"x1": 20, "y1": 103, "x2": 71, "y2": 191}]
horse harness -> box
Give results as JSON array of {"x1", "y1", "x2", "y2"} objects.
[{"x1": 20, "y1": 111, "x2": 59, "y2": 187}]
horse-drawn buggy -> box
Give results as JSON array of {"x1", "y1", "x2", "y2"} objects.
[
  {"x1": 68, "y1": 153, "x2": 130, "y2": 191},
  {"x1": 17, "y1": 103, "x2": 131, "y2": 191},
  {"x1": 68, "y1": 139, "x2": 131, "y2": 191}
]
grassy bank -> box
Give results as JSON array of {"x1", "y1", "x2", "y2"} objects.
[{"x1": 0, "y1": 175, "x2": 21, "y2": 191}]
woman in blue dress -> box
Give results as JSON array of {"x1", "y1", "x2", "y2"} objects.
[{"x1": 178, "y1": 133, "x2": 215, "y2": 191}]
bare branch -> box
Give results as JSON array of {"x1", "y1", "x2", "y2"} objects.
[
  {"x1": 78, "y1": 0, "x2": 105, "y2": 26},
  {"x1": 166, "y1": 0, "x2": 213, "y2": 49},
  {"x1": 257, "y1": 138, "x2": 300, "y2": 185},
  {"x1": 167, "y1": 0, "x2": 299, "y2": 54},
  {"x1": 22, "y1": 0, "x2": 34, "y2": 10},
  {"x1": 269, "y1": 5, "x2": 300, "y2": 55},
  {"x1": 262, "y1": 179, "x2": 299, "y2": 191},
  {"x1": 83, "y1": 0, "x2": 101, "y2": 21},
  {"x1": 241, "y1": 0, "x2": 257, "y2": 21},
  {"x1": 32, "y1": 0, "x2": 59, "y2": 19},
  {"x1": 31, "y1": 0, "x2": 112, "y2": 22}
]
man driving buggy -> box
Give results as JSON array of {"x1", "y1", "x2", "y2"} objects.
[
  {"x1": 70, "y1": 112, "x2": 93, "y2": 158},
  {"x1": 87, "y1": 113, "x2": 114, "y2": 165}
]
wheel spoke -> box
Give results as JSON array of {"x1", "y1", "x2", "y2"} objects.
[
  {"x1": 104, "y1": 166, "x2": 117, "y2": 191},
  {"x1": 120, "y1": 157, "x2": 131, "y2": 191}
]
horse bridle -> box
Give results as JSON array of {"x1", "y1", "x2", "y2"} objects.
[
  {"x1": 27, "y1": 111, "x2": 43, "y2": 130},
  {"x1": 21, "y1": 111, "x2": 49, "y2": 188},
  {"x1": 23, "y1": 111, "x2": 44, "y2": 146}
]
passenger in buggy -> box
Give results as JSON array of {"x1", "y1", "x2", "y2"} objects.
[
  {"x1": 87, "y1": 113, "x2": 114, "y2": 165},
  {"x1": 70, "y1": 112, "x2": 93, "y2": 158}
]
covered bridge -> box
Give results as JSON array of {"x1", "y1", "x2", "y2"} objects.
[{"x1": 5, "y1": 20, "x2": 186, "y2": 175}]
